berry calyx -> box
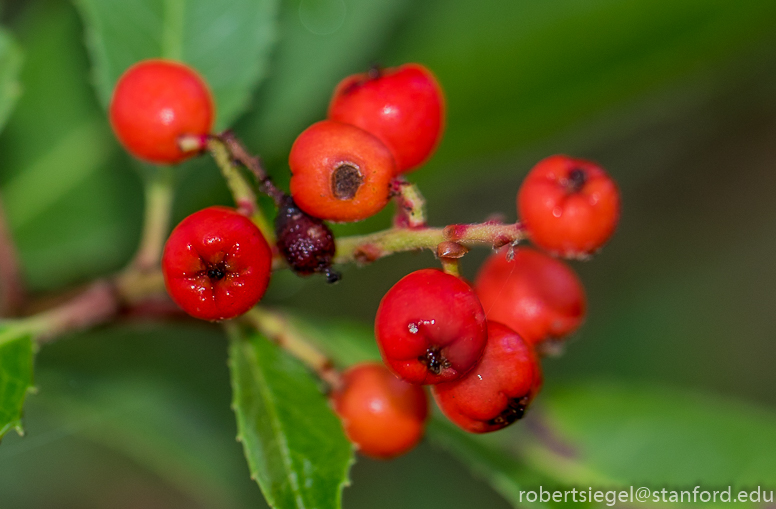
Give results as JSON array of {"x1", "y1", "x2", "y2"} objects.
[
  {"x1": 289, "y1": 120, "x2": 396, "y2": 223},
  {"x1": 474, "y1": 247, "x2": 586, "y2": 349},
  {"x1": 109, "y1": 59, "x2": 214, "y2": 164},
  {"x1": 162, "y1": 206, "x2": 272, "y2": 321},
  {"x1": 374, "y1": 268, "x2": 487, "y2": 384},
  {"x1": 331, "y1": 362, "x2": 428, "y2": 459},
  {"x1": 328, "y1": 63, "x2": 445, "y2": 174},
  {"x1": 517, "y1": 155, "x2": 621, "y2": 257},
  {"x1": 432, "y1": 322, "x2": 542, "y2": 433}
]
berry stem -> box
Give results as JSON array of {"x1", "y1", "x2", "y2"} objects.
[
  {"x1": 391, "y1": 178, "x2": 426, "y2": 228},
  {"x1": 334, "y1": 222, "x2": 525, "y2": 265},
  {"x1": 218, "y1": 131, "x2": 287, "y2": 207},
  {"x1": 0, "y1": 195, "x2": 27, "y2": 316},
  {"x1": 16, "y1": 280, "x2": 119, "y2": 344},
  {"x1": 242, "y1": 307, "x2": 342, "y2": 390},
  {"x1": 206, "y1": 136, "x2": 275, "y2": 243},
  {"x1": 132, "y1": 165, "x2": 175, "y2": 272}
]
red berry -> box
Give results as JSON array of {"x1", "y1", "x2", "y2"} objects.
[
  {"x1": 331, "y1": 362, "x2": 428, "y2": 459},
  {"x1": 328, "y1": 63, "x2": 445, "y2": 174},
  {"x1": 432, "y1": 322, "x2": 542, "y2": 433},
  {"x1": 110, "y1": 59, "x2": 214, "y2": 164},
  {"x1": 375, "y1": 269, "x2": 487, "y2": 384},
  {"x1": 517, "y1": 155, "x2": 621, "y2": 257},
  {"x1": 289, "y1": 120, "x2": 395, "y2": 223},
  {"x1": 474, "y1": 247, "x2": 586, "y2": 348},
  {"x1": 162, "y1": 206, "x2": 272, "y2": 321}
]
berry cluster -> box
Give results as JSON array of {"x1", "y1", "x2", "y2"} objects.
[{"x1": 108, "y1": 58, "x2": 621, "y2": 461}]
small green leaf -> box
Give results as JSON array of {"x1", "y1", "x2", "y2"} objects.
[
  {"x1": 0, "y1": 326, "x2": 34, "y2": 439},
  {"x1": 74, "y1": 0, "x2": 278, "y2": 127},
  {"x1": 228, "y1": 325, "x2": 353, "y2": 509},
  {"x1": 0, "y1": 28, "x2": 23, "y2": 134}
]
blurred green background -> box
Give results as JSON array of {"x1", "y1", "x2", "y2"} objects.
[{"x1": 1, "y1": 0, "x2": 776, "y2": 507}]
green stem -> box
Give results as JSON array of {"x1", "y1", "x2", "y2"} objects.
[
  {"x1": 242, "y1": 307, "x2": 342, "y2": 390},
  {"x1": 132, "y1": 166, "x2": 175, "y2": 272},
  {"x1": 334, "y1": 222, "x2": 525, "y2": 265}
]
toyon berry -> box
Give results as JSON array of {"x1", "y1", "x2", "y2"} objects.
[
  {"x1": 274, "y1": 196, "x2": 340, "y2": 282},
  {"x1": 517, "y1": 155, "x2": 621, "y2": 258},
  {"x1": 289, "y1": 120, "x2": 395, "y2": 223},
  {"x1": 474, "y1": 247, "x2": 586, "y2": 349},
  {"x1": 328, "y1": 63, "x2": 445, "y2": 174},
  {"x1": 331, "y1": 362, "x2": 428, "y2": 459},
  {"x1": 374, "y1": 268, "x2": 487, "y2": 384},
  {"x1": 432, "y1": 321, "x2": 542, "y2": 433},
  {"x1": 110, "y1": 59, "x2": 214, "y2": 164},
  {"x1": 162, "y1": 206, "x2": 272, "y2": 321}
]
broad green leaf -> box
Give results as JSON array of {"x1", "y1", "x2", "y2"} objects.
[
  {"x1": 237, "y1": 0, "x2": 413, "y2": 165},
  {"x1": 0, "y1": 28, "x2": 23, "y2": 134},
  {"x1": 0, "y1": 3, "x2": 141, "y2": 291},
  {"x1": 529, "y1": 382, "x2": 776, "y2": 489},
  {"x1": 228, "y1": 325, "x2": 353, "y2": 509},
  {"x1": 74, "y1": 0, "x2": 278, "y2": 127},
  {"x1": 0, "y1": 326, "x2": 34, "y2": 439}
]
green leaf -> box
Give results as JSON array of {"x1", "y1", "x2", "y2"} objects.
[
  {"x1": 527, "y1": 382, "x2": 776, "y2": 488},
  {"x1": 74, "y1": 0, "x2": 278, "y2": 128},
  {"x1": 0, "y1": 326, "x2": 34, "y2": 439},
  {"x1": 228, "y1": 325, "x2": 353, "y2": 509},
  {"x1": 0, "y1": 28, "x2": 23, "y2": 134}
]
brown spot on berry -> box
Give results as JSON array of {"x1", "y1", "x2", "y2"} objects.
[
  {"x1": 487, "y1": 396, "x2": 530, "y2": 427},
  {"x1": 331, "y1": 164, "x2": 363, "y2": 200},
  {"x1": 567, "y1": 168, "x2": 587, "y2": 193},
  {"x1": 418, "y1": 346, "x2": 451, "y2": 375}
]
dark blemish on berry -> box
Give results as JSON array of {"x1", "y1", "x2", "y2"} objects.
[
  {"x1": 331, "y1": 164, "x2": 363, "y2": 200},
  {"x1": 567, "y1": 168, "x2": 587, "y2": 193},
  {"x1": 367, "y1": 63, "x2": 383, "y2": 80},
  {"x1": 207, "y1": 266, "x2": 226, "y2": 280},
  {"x1": 488, "y1": 396, "x2": 530, "y2": 427},
  {"x1": 275, "y1": 196, "x2": 337, "y2": 278},
  {"x1": 418, "y1": 346, "x2": 451, "y2": 375}
]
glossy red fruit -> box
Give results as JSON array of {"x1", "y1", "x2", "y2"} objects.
[
  {"x1": 162, "y1": 206, "x2": 272, "y2": 321},
  {"x1": 375, "y1": 268, "x2": 487, "y2": 384},
  {"x1": 332, "y1": 362, "x2": 428, "y2": 459},
  {"x1": 475, "y1": 247, "x2": 586, "y2": 348},
  {"x1": 328, "y1": 63, "x2": 445, "y2": 174},
  {"x1": 110, "y1": 59, "x2": 214, "y2": 164},
  {"x1": 517, "y1": 155, "x2": 621, "y2": 258},
  {"x1": 289, "y1": 120, "x2": 395, "y2": 223},
  {"x1": 432, "y1": 322, "x2": 542, "y2": 433}
]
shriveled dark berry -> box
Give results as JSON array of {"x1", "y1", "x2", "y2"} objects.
[{"x1": 275, "y1": 196, "x2": 339, "y2": 280}]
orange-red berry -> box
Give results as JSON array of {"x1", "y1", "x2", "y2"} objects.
[
  {"x1": 432, "y1": 322, "x2": 542, "y2": 433},
  {"x1": 517, "y1": 155, "x2": 621, "y2": 257},
  {"x1": 289, "y1": 120, "x2": 395, "y2": 223},
  {"x1": 375, "y1": 269, "x2": 487, "y2": 385},
  {"x1": 474, "y1": 247, "x2": 586, "y2": 348},
  {"x1": 162, "y1": 206, "x2": 272, "y2": 321},
  {"x1": 110, "y1": 59, "x2": 214, "y2": 164},
  {"x1": 331, "y1": 362, "x2": 428, "y2": 459},
  {"x1": 328, "y1": 63, "x2": 445, "y2": 174}
]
